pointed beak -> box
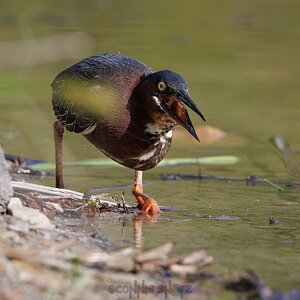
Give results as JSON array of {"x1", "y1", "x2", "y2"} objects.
[
  {"x1": 169, "y1": 90, "x2": 206, "y2": 142},
  {"x1": 177, "y1": 90, "x2": 206, "y2": 122}
]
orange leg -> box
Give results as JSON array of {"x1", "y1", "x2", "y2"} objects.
[
  {"x1": 132, "y1": 170, "x2": 160, "y2": 217},
  {"x1": 53, "y1": 121, "x2": 65, "y2": 188}
]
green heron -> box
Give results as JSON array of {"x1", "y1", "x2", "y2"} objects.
[{"x1": 52, "y1": 54, "x2": 205, "y2": 216}]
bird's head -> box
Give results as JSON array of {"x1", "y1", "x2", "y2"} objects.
[{"x1": 143, "y1": 70, "x2": 206, "y2": 141}]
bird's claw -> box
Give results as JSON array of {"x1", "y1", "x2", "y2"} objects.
[
  {"x1": 132, "y1": 184, "x2": 161, "y2": 218},
  {"x1": 140, "y1": 198, "x2": 160, "y2": 215}
]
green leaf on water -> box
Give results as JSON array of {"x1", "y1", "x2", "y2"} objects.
[
  {"x1": 158, "y1": 156, "x2": 240, "y2": 167},
  {"x1": 30, "y1": 159, "x2": 120, "y2": 171},
  {"x1": 31, "y1": 162, "x2": 56, "y2": 171},
  {"x1": 30, "y1": 155, "x2": 239, "y2": 171}
]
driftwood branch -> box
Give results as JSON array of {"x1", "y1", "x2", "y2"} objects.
[{"x1": 11, "y1": 181, "x2": 132, "y2": 209}]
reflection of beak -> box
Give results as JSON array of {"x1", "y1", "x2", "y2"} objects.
[{"x1": 168, "y1": 90, "x2": 206, "y2": 142}]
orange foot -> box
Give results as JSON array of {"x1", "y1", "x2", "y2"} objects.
[{"x1": 132, "y1": 184, "x2": 161, "y2": 217}]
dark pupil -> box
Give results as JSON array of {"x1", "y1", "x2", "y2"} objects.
[{"x1": 160, "y1": 83, "x2": 165, "y2": 89}]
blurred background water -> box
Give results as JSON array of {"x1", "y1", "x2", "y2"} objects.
[{"x1": 0, "y1": 0, "x2": 299, "y2": 294}]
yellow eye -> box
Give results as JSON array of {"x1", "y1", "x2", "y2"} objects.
[{"x1": 158, "y1": 81, "x2": 167, "y2": 92}]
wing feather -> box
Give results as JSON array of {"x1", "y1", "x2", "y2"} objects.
[{"x1": 51, "y1": 54, "x2": 152, "y2": 134}]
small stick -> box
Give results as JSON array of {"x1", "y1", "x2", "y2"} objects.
[
  {"x1": 263, "y1": 178, "x2": 284, "y2": 191},
  {"x1": 121, "y1": 192, "x2": 129, "y2": 213}
]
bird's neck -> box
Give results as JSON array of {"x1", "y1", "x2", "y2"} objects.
[
  {"x1": 133, "y1": 102, "x2": 176, "y2": 142},
  {"x1": 129, "y1": 81, "x2": 177, "y2": 141}
]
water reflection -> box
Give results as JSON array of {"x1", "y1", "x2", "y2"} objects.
[{"x1": 133, "y1": 216, "x2": 144, "y2": 253}]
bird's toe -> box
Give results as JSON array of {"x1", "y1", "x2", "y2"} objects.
[{"x1": 141, "y1": 198, "x2": 161, "y2": 216}]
